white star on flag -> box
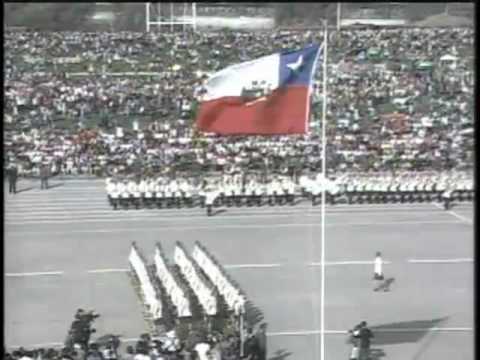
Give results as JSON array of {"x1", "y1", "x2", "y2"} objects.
[{"x1": 287, "y1": 55, "x2": 303, "y2": 72}]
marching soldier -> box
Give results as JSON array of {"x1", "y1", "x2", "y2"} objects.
[
  {"x1": 154, "y1": 177, "x2": 165, "y2": 209},
  {"x1": 180, "y1": 178, "x2": 193, "y2": 208},
  {"x1": 169, "y1": 178, "x2": 181, "y2": 208},
  {"x1": 299, "y1": 172, "x2": 311, "y2": 199},
  {"x1": 245, "y1": 178, "x2": 256, "y2": 207},
  {"x1": 205, "y1": 186, "x2": 218, "y2": 217},
  {"x1": 311, "y1": 178, "x2": 322, "y2": 206},
  {"x1": 164, "y1": 178, "x2": 173, "y2": 208},
  {"x1": 128, "y1": 178, "x2": 141, "y2": 209},
  {"x1": 225, "y1": 178, "x2": 235, "y2": 207},
  {"x1": 346, "y1": 177, "x2": 355, "y2": 204},
  {"x1": 436, "y1": 175, "x2": 447, "y2": 203},
  {"x1": 144, "y1": 177, "x2": 156, "y2": 209},
  {"x1": 138, "y1": 177, "x2": 148, "y2": 208},
  {"x1": 106, "y1": 178, "x2": 118, "y2": 209},
  {"x1": 255, "y1": 179, "x2": 265, "y2": 206},
  {"x1": 270, "y1": 177, "x2": 282, "y2": 205},
  {"x1": 466, "y1": 176, "x2": 474, "y2": 202},
  {"x1": 327, "y1": 177, "x2": 340, "y2": 205},
  {"x1": 282, "y1": 177, "x2": 295, "y2": 205},
  {"x1": 442, "y1": 183, "x2": 453, "y2": 211},
  {"x1": 424, "y1": 176, "x2": 433, "y2": 203},
  {"x1": 233, "y1": 177, "x2": 243, "y2": 207},
  {"x1": 119, "y1": 179, "x2": 130, "y2": 209}
]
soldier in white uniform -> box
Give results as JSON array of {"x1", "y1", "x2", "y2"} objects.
[
  {"x1": 144, "y1": 177, "x2": 156, "y2": 209},
  {"x1": 224, "y1": 178, "x2": 235, "y2": 207},
  {"x1": 310, "y1": 178, "x2": 322, "y2": 206},
  {"x1": 256, "y1": 180, "x2": 266, "y2": 206},
  {"x1": 106, "y1": 178, "x2": 120, "y2": 210},
  {"x1": 233, "y1": 178, "x2": 244, "y2": 207},
  {"x1": 466, "y1": 176, "x2": 474, "y2": 202},
  {"x1": 346, "y1": 177, "x2": 355, "y2": 204},
  {"x1": 299, "y1": 173, "x2": 311, "y2": 199},
  {"x1": 282, "y1": 177, "x2": 295, "y2": 205},
  {"x1": 119, "y1": 179, "x2": 130, "y2": 209},
  {"x1": 180, "y1": 179, "x2": 194, "y2": 208},
  {"x1": 245, "y1": 178, "x2": 256, "y2": 207},
  {"x1": 436, "y1": 176, "x2": 446, "y2": 203},
  {"x1": 128, "y1": 178, "x2": 141, "y2": 209},
  {"x1": 155, "y1": 176, "x2": 165, "y2": 209},
  {"x1": 373, "y1": 251, "x2": 385, "y2": 292},
  {"x1": 442, "y1": 182, "x2": 453, "y2": 210},
  {"x1": 327, "y1": 177, "x2": 340, "y2": 205},
  {"x1": 138, "y1": 177, "x2": 148, "y2": 208},
  {"x1": 169, "y1": 178, "x2": 180, "y2": 208},
  {"x1": 205, "y1": 186, "x2": 218, "y2": 216}
]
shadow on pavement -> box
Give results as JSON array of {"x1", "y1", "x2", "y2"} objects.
[
  {"x1": 370, "y1": 348, "x2": 387, "y2": 359},
  {"x1": 47, "y1": 183, "x2": 64, "y2": 190},
  {"x1": 269, "y1": 349, "x2": 292, "y2": 360},
  {"x1": 370, "y1": 317, "x2": 449, "y2": 345},
  {"x1": 375, "y1": 277, "x2": 395, "y2": 292},
  {"x1": 11, "y1": 186, "x2": 35, "y2": 194},
  {"x1": 212, "y1": 209, "x2": 227, "y2": 216}
]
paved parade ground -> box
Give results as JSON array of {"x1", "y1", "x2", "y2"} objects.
[{"x1": 5, "y1": 178, "x2": 474, "y2": 360}]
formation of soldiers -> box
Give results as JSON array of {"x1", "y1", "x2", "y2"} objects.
[
  {"x1": 105, "y1": 171, "x2": 474, "y2": 214},
  {"x1": 105, "y1": 174, "x2": 298, "y2": 214}
]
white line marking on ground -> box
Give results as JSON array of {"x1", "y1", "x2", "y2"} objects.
[
  {"x1": 5, "y1": 216, "x2": 463, "y2": 226},
  {"x1": 447, "y1": 211, "x2": 473, "y2": 224},
  {"x1": 223, "y1": 264, "x2": 282, "y2": 269},
  {"x1": 87, "y1": 269, "x2": 130, "y2": 273},
  {"x1": 432, "y1": 203, "x2": 473, "y2": 224},
  {"x1": 5, "y1": 271, "x2": 64, "y2": 277},
  {"x1": 408, "y1": 258, "x2": 473, "y2": 264},
  {"x1": 6, "y1": 220, "x2": 464, "y2": 235},
  {"x1": 309, "y1": 261, "x2": 392, "y2": 266}
]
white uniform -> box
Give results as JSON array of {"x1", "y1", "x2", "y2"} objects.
[
  {"x1": 145, "y1": 180, "x2": 155, "y2": 198},
  {"x1": 128, "y1": 181, "x2": 140, "y2": 198},
  {"x1": 106, "y1": 182, "x2": 119, "y2": 198},
  {"x1": 205, "y1": 190, "x2": 217, "y2": 206},
  {"x1": 119, "y1": 182, "x2": 129, "y2": 198},
  {"x1": 374, "y1": 256, "x2": 383, "y2": 279}
]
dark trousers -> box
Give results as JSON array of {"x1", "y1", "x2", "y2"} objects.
[
  {"x1": 443, "y1": 198, "x2": 451, "y2": 210},
  {"x1": 9, "y1": 179, "x2": 17, "y2": 194},
  {"x1": 41, "y1": 177, "x2": 49, "y2": 190}
]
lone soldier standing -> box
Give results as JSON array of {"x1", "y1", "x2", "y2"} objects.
[
  {"x1": 40, "y1": 160, "x2": 50, "y2": 190},
  {"x1": 7, "y1": 162, "x2": 18, "y2": 195},
  {"x1": 373, "y1": 251, "x2": 385, "y2": 292}
]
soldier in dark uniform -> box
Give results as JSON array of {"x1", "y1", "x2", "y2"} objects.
[
  {"x1": 40, "y1": 161, "x2": 50, "y2": 190},
  {"x1": 254, "y1": 323, "x2": 267, "y2": 360},
  {"x1": 7, "y1": 163, "x2": 18, "y2": 194}
]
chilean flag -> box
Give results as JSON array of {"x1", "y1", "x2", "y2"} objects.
[{"x1": 195, "y1": 44, "x2": 322, "y2": 135}]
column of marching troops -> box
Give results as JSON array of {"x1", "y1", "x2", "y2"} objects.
[{"x1": 105, "y1": 172, "x2": 474, "y2": 215}]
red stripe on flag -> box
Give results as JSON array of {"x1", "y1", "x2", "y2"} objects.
[{"x1": 196, "y1": 86, "x2": 310, "y2": 135}]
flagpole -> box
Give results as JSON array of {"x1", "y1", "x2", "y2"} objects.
[{"x1": 320, "y1": 20, "x2": 328, "y2": 360}]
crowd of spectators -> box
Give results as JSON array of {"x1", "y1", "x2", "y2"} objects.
[{"x1": 4, "y1": 26, "x2": 474, "y2": 181}]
